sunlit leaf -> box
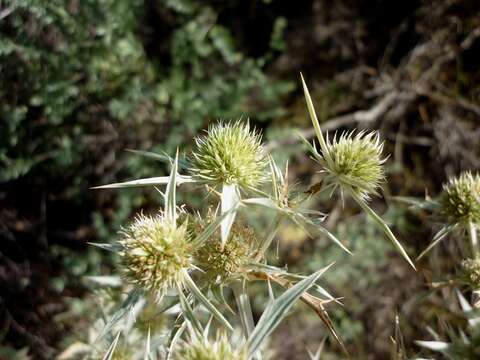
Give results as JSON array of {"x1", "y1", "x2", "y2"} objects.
[
  {"x1": 246, "y1": 269, "x2": 325, "y2": 356},
  {"x1": 182, "y1": 270, "x2": 233, "y2": 331},
  {"x1": 102, "y1": 332, "x2": 121, "y2": 360}
]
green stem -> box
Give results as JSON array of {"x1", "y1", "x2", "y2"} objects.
[{"x1": 468, "y1": 221, "x2": 478, "y2": 259}]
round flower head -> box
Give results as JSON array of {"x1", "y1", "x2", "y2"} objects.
[
  {"x1": 460, "y1": 258, "x2": 480, "y2": 289},
  {"x1": 439, "y1": 172, "x2": 480, "y2": 226},
  {"x1": 175, "y1": 333, "x2": 246, "y2": 360},
  {"x1": 190, "y1": 121, "x2": 267, "y2": 189},
  {"x1": 323, "y1": 130, "x2": 386, "y2": 199},
  {"x1": 195, "y1": 223, "x2": 257, "y2": 285},
  {"x1": 119, "y1": 212, "x2": 192, "y2": 301}
]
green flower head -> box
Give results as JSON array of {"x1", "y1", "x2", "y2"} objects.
[
  {"x1": 190, "y1": 121, "x2": 268, "y2": 189},
  {"x1": 323, "y1": 130, "x2": 386, "y2": 199},
  {"x1": 439, "y1": 172, "x2": 480, "y2": 226},
  {"x1": 195, "y1": 222, "x2": 257, "y2": 285},
  {"x1": 175, "y1": 334, "x2": 246, "y2": 360},
  {"x1": 119, "y1": 212, "x2": 192, "y2": 301}
]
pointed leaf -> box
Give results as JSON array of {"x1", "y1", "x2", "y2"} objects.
[
  {"x1": 87, "y1": 242, "x2": 122, "y2": 252},
  {"x1": 126, "y1": 149, "x2": 190, "y2": 169},
  {"x1": 350, "y1": 190, "x2": 416, "y2": 270},
  {"x1": 102, "y1": 332, "x2": 121, "y2": 360},
  {"x1": 417, "y1": 225, "x2": 455, "y2": 260},
  {"x1": 246, "y1": 269, "x2": 325, "y2": 356},
  {"x1": 300, "y1": 73, "x2": 333, "y2": 167},
  {"x1": 415, "y1": 340, "x2": 449, "y2": 352},
  {"x1": 91, "y1": 175, "x2": 195, "y2": 189},
  {"x1": 232, "y1": 280, "x2": 255, "y2": 339},
  {"x1": 165, "y1": 151, "x2": 179, "y2": 224},
  {"x1": 182, "y1": 270, "x2": 233, "y2": 331},
  {"x1": 191, "y1": 206, "x2": 240, "y2": 248},
  {"x1": 143, "y1": 328, "x2": 151, "y2": 360}
]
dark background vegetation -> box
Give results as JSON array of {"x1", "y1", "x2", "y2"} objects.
[{"x1": 1, "y1": 0, "x2": 479, "y2": 358}]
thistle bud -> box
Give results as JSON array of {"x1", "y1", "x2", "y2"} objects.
[
  {"x1": 195, "y1": 223, "x2": 257, "y2": 285},
  {"x1": 119, "y1": 213, "x2": 192, "y2": 301},
  {"x1": 439, "y1": 172, "x2": 480, "y2": 226},
  {"x1": 175, "y1": 334, "x2": 246, "y2": 360},
  {"x1": 324, "y1": 131, "x2": 386, "y2": 199},
  {"x1": 190, "y1": 121, "x2": 267, "y2": 190}
]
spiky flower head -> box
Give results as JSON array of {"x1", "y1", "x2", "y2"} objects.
[
  {"x1": 175, "y1": 333, "x2": 247, "y2": 360},
  {"x1": 439, "y1": 172, "x2": 480, "y2": 226},
  {"x1": 119, "y1": 212, "x2": 192, "y2": 301},
  {"x1": 190, "y1": 121, "x2": 268, "y2": 189},
  {"x1": 460, "y1": 258, "x2": 480, "y2": 289},
  {"x1": 322, "y1": 131, "x2": 386, "y2": 199},
  {"x1": 195, "y1": 223, "x2": 257, "y2": 285}
]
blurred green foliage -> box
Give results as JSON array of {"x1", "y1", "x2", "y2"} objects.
[{"x1": 0, "y1": 0, "x2": 291, "y2": 226}]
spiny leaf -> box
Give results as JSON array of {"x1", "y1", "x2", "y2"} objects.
[
  {"x1": 126, "y1": 149, "x2": 190, "y2": 169},
  {"x1": 182, "y1": 270, "x2": 233, "y2": 331},
  {"x1": 246, "y1": 269, "x2": 325, "y2": 356},
  {"x1": 417, "y1": 225, "x2": 455, "y2": 261},
  {"x1": 91, "y1": 175, "x2": 195, "y2": 189},
  {"x1": 232, "y1": 280, "x2": 255, "y2": 338},
  {"x1": 102, "y1": 332, "x2": 121, "y2": 360},
  {"x1": 97, "y1": 290, "x2": 143, "y2": 340},
  {"x1": 300, "y1": 73, "x2": 334, "y2": 168},
  {"x1": 87, "y1": 242, "x2": 122, "y2": 252},
  {"x1": 165, "y1": 150, "x2": 179, "y2": 224},
  {"x1": 191, "y1": 206, "x2": 240, "y2": 248},
  {"x1": 350, "y1": 189, "x2": 416, "y2": 270}
]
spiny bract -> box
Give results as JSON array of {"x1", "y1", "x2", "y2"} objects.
[
  {"x1": 195, "y1": 223, "x2": 257, "y2": 284},
  {"x1": 190, "y1": 121, "x2": 267, "y2": 189},
  {"x1": 119, "y1": 212, "x2": 192, "y2": 301},
  {"x1": 323, "y1": 130, "x2": 386, "y2": 199},
  {"x1": 175, "y1": 334, "x2": 247, "y2": 360},
  {"x1": 439, "y1": 172, "x2": 480, "y2": 226}
]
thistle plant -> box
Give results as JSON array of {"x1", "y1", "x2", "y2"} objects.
[
  {"x1": 91, "y1": 125, "x2": 343, "y2": 359},
  {"x1": 86, "y1": 76, "x2": 425, "y2": 359},
  {"x1": 300, "y1": 74, "x2": 416, "y2": 270}
]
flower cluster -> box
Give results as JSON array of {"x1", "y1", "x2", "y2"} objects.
[
  {"x1": 190, "y1": 121, "x2": 267, "y2": 189},
  {"x1": 439, "y1": 172, "x2": 480, "y2": 226},
  {"x1": 175, "y1": 334, "x2": 247, "y2": 360},
  {"x1": 322, "y1": 131, "x2": 386, "y2": 199},
  {"x1": 119, "y1": 213, "x2": 192, "y2": 301},
  {"x1": 195, "y1": 223, "x2": 257, "y2": 285}
]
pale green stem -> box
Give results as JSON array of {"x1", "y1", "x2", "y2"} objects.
[
  {"x1": 232, "y1": 280, "x2": 262, "y2": 360},
  {"x1": 468, "y1": 221, "x2": 479, "y2": 259}
]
